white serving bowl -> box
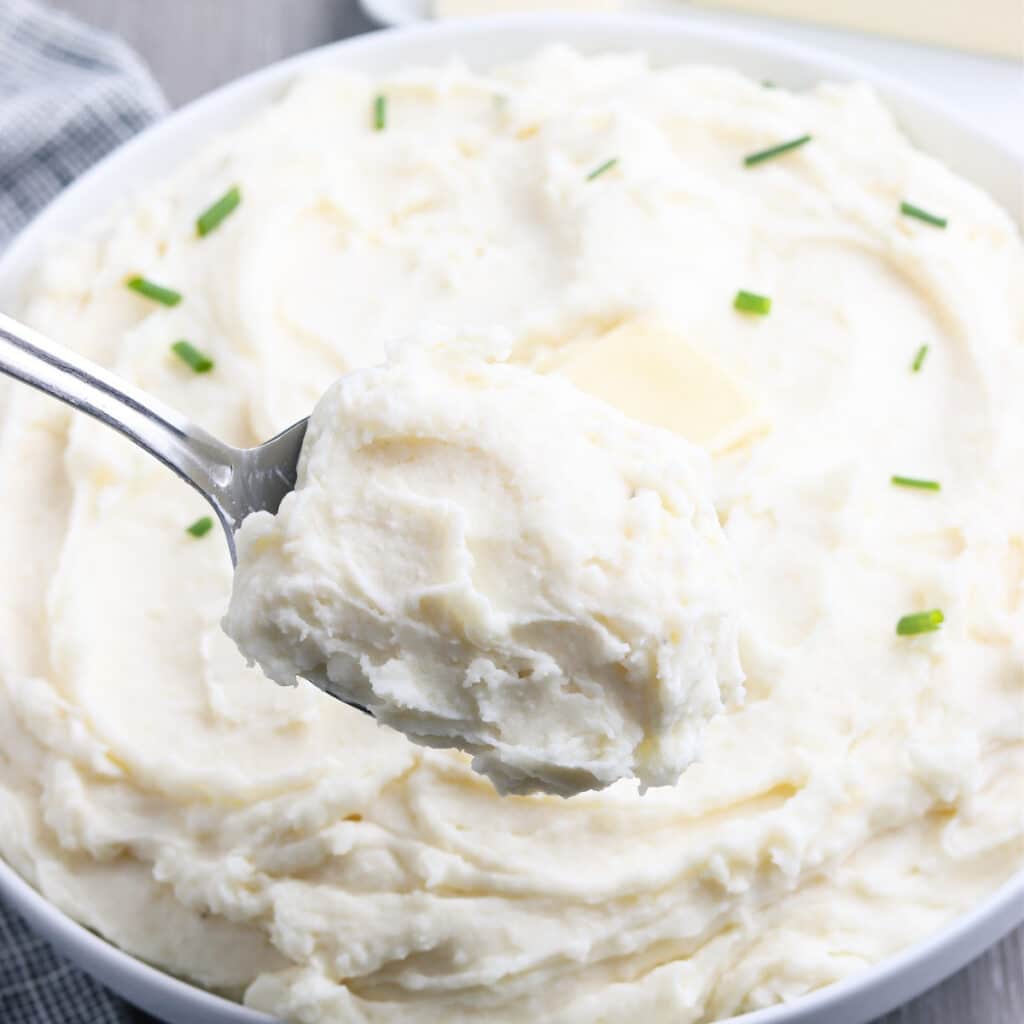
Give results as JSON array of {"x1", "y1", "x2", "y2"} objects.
[{"x1": 0, "y1": 14, "x2": 1021, "y2": 1024}]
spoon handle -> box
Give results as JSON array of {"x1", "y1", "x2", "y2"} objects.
[{"x1": 0, "y1": 311, "x2": 242, "y2": 552}]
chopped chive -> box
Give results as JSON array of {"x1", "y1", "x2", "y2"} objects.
[
  {"x1": 900, "y1": 201, "x2": 947, "y2": 229},
  {"x1": 734, "y1": 289, "x2": 772, "y2": 315},
  {"x1": 911, "y1": 344, "x2": 929, "y2": 372},
  {"x1": 896, "y1": 608, "x2": 944, "y2": 636},
  {"x1": 891, "y1": 475, "x2": 941, "y2": 491},
  {"x1": 171, "y1": 340, "x2": 214, "y2": 374},
  {"x1": 126, "y1": 276, "x2": 181, "y2": 307},
  {"x1": 761, "y1": 80, "x2": 776, "y2": 89},
  {"x1": 373, "y1": 94, "x2": 387, "y2": 131},
  {"x1": 744, "y1": 134, "x2": 812, "y2": 167},
  {"x1": 186, "y1": 516, "x2": 214, "y2": 538},
  {"x1": 196, "y1": 186, "x2": 241, "y2": 237},
  {"x1": 586, "y1": 158, "x2": 618, "y2": 182}
]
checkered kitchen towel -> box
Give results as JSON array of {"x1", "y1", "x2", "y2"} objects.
[
  {"x1": 0, "y1": 0, "x2": 166, "y2": 246},
  {"x1": 1, "y1": 2, "x2": 165, "y2": 1020}
]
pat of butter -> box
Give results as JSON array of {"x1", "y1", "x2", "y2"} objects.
[
  {"x1": 435, "y1": 0, "x2": 620, "y2": 16},
  {"x1": 693, "y1": 0, "x2": 1022, "y2": 60},
  {"x1": 553, "y1": 321, "x2": 768, "y2": 453}
]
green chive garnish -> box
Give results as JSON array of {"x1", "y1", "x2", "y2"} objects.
[
  {"x1": 586, "y1": 158, "x2": 618, "y2": 182},
  {"x1": 734, "y1": 289, "x2": 772, "y2": 315},
  {"x1": 373, "y1": 94, "x2": 387, "y2": 131},
  {"x1": 186, "y1": 516, "x2": 214, "y2": 538},
  {"x1": 896, "y1": 609, "x2": 944, "y2": 636},
  {"x1": 900, "y1": 201, "x2": 947, "y2": 229},
  {"x1": 196, "y1": 186, "x2": 241, "y2": 237},
  {"x1": 744, "y1": 134, "x2": 811, "y2": 167},
  {"x1": 126, "y1": 276, "x2": 181, "y2": 307},
  {"x1": 911, "y1": 344, "x2": 929, "y2": 372},
  {"x1": 891, "y1": 475, "x2": 941, "y2": 491},
  {"x1": 171, "y1": 340, "x2": 214, "y2": 374}
]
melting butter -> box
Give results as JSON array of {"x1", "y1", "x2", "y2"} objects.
[{"x1": 554, "y1": 320, "x2": 769, "y2": 453}]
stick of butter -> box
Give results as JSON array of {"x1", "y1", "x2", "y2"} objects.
[
  {"x1": 433, "y1": 0, "x2": 1021, "y2": 60},
  {"x1": 551, "y1": 319, "x2": 769, "y2": 454},
  {"x1": 692, "y1": 0, "x2": 1022, "y2": 60}
]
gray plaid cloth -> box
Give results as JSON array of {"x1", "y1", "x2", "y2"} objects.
[
  {"x1": 0, "y1": 0, "x2": 166, "y2": 245},
  {"x1": 1, "y1": 1, "x2": 165, "y2": 1020}
]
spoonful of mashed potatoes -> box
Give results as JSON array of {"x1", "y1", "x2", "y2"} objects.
[
  {"x1": 223, "y1": 348, "x2": 744, "y2": 797},
  {"x1": 0, "y1": 312, "x2": 742, "y2": 797}
]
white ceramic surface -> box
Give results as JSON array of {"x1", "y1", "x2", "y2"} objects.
[
  {"x1": 362, "y1": 0, "x2": 430, "y2": 24},
  {"x1": 0, "y1": 15, "x2": 1021, "y2": 1024}
]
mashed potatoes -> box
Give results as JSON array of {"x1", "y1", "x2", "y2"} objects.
[
  {"x1": 0, "y1": 47, "x2": 1022, "y2": 1023},
  {"x1": 224, "y1": 350, "x2": 743, "y2": 797}
]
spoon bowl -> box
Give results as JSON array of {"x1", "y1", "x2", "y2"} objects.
[{"x1": 216, "y1": 418, "x2": 309, "y2": 561}]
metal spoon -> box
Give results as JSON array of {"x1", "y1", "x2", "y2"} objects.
[
  {"x1": 0, "y1": 312, "x2": 377, "y2": 711},
  {"x1": 0, "y1": 311, "x2": 305, "y2": 566}
]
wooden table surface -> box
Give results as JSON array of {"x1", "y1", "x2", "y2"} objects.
[{"x1": 48, "y1": 2, "x2": 1024, "y2": 1022}]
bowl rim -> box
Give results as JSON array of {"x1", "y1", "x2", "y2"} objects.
[{"x1": 0, "y1": 13, "x2": 1021, "y2": 1024}]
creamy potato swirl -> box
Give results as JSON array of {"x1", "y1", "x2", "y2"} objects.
[{"x1": 0, "y1": 47, "x2": 1022, "y2": 1024}]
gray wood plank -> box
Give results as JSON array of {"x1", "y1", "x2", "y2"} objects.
[
  {"x1": 41, "y1": 2, "x2": 1024, "y2": 1022},
  {"x1": 53, "y1": 0, "x2": 376, "y2": 107}
]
